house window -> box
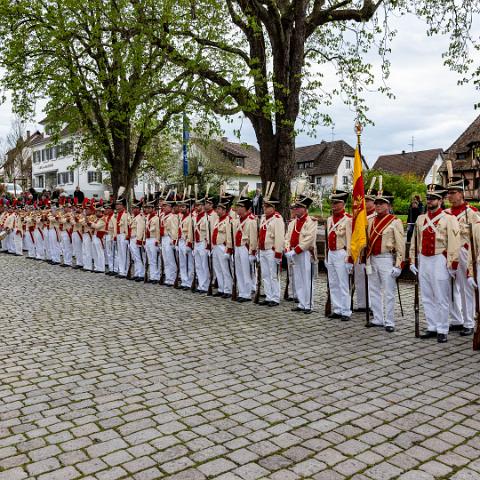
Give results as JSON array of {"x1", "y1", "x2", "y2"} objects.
[
  {"x1": 36, "y1": 176, "x2": 44, "y2": 189},
  {"x1": 235, "y1": 158, "x2": 245, "y2": 168},
  {"x1": 62, "y1": 141, "x2": 74, "y2": 156},
  {"x1": 345, "y1": 159, "x2": 351, "y2": 169},
  {"x1": 41, "y1": 149, "x2": 45, "y2": 162},
  {"x1": 457, "y1": 153, "x2": 467, "y2": 160},
  {"x1": 316, "y1": 177, "x2": 322, "y2": 185},
  {"x1": 343, "y1": 176, "x2": 348, "y2": 186},
  {"x1": 57, "y1": 172, "x2": 73, "y2": 185},
  {"x1": 33, "y1": 151, "x2": 41, "y2": 164},
  {"x1": 88, "y1": 171, "x2": 102, "y2": 183}
]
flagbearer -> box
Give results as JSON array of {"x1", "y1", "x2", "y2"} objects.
[
  {"x1": 354, "y1": 179, "x2": 377, "y2": 312},
  {"x1": 366, "y1": 189, "x2": 405, "y2": 332},
  {"x1": 325, "y1": 183, "x2": 352, "y2": 321},
  {"x1": 445, "y1": 161, "x2": 480, "y2": 336},
  {"x1": 285, "y1": 192, "x2": 317, "y2": 314},
  {"x1": 258, "y1": 183, "x2": 285, "y2": 307},
  {"x1": 410, "y1": 183, "x2": 461, "y2": 343}
]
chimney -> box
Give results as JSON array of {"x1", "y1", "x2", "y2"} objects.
[
  {"x1": 401, "y1": 150, "x2": 406, "y2": 155},
  {"x1": 26, "y1": 130, "x2": 31, "y2": 139}
]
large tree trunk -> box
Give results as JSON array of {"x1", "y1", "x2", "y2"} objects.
[{"x1": 258, "y1": 127, "x2": 296, "y2": 220}]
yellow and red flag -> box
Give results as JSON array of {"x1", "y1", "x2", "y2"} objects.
[{"x1": 350, "y1": 140, "x2": 368, "y2": 263}]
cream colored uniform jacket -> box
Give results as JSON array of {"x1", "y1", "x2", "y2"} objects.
[
  {"x1": 207, "y1": 211, "x2": 219, "y2": 244},
  {"x1": 0, "y1": 211, "x2": 7, "y2": 228},
  {"x1": 58, "y1": 213, "x2": 74, "y2": 232},
  {"x1": 91, "y1": 217, "x2": 107, "y2": 236},
  {"x1": 194, "y1": 212, "x2": 209, "y2": 243},
  {"x1": 213, "y1": 215, "x2": 231, "y2": 247},
  {"x1": 326, "y1": 214, "x2": 352, "y2": 257},
  {"x1": 130, "y1": 213, "x2": 145, "y2": 240},
  {"x1": 114, "y1": 210, "x2": 130, "y2": 236},
  {"x1": 180, "y1": 213, "x2": 194, "y2": 246},
  {"x1": 409, "y1": 212, "x2": 461, "y2": 270},
  {"x1": 72, "y1": 214, "x2": 84, "y2": 233},
  {"x1": 445, "y1": 206, "x2": 480, "y2": 249},
  {"x1": 285, "y1": 215, "x2": 318, "y2": 255},
  {"x1": 106, "y1": 213, "x2": 115, "y2": 236},
  {"x1": 5, "y1": 212, "x2": 20, "y2": 234},
  {"x1": 145, "y1": 214, "x2": 160, "y2": 242},
  {"x1": 161, "y1": 212, "x2": 179, "y2": 243},
  {"x1": 259, "y1": 213, "x2": 285, "y2": 257},
  {"x1": 47, "y1": 213, "x2": 60, "y2": 230},
  {"x1": 228, "y1": 214, "x2": 258, "y2": 254},
  {"x1": 367, "y1": 216, "x2": 405, "y2": 268}
]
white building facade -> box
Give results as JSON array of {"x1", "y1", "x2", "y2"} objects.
[{"x1": 31, "y1": 132, "x2": 150, "y2": 199}]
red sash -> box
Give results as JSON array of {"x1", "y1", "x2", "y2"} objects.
[{"x1": 367, "y1": 214, "x2": 395, "y2": 257}]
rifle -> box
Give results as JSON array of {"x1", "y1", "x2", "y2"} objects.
[
  {"x1": 143, "y1": 243, "x2": 149, "y2": 283},
  {"x1": 173, "y1": 244, "x2": 180, "y2": 288},
  {"x1": 207, "y1": 216, "x2": 214, "y2": 295},
  {"x1": 469, "y1": 219, "x2": 480, "y2": 350},
  {"x1": 254, "y1": 216, "x2": 262, "y2": 304},
  {"x1": 414, "y1": 225, "x2": 420, "y2": 338},
  {"x1": 230, "y1": 221, "x2": 238, "y2": 301},
  {"x1": 364, "y1": 224, "x2": 371, "y2": 327},
  {"x1": 283, "y1": 219, "x2": 291, "y2": 300},
  {"x1": 159, "y1": 241, "x2": 165, "y2": 285},
  {"x1": 190, "y1": 213, "x2": 198, "y2": 292},
  {"x1": 324, "y1": 222, "x2": 332, "y2": 317}
]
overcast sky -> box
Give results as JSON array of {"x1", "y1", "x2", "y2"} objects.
[{"x1": 0, "y1": 12, "x2": 478, "y2": 167}]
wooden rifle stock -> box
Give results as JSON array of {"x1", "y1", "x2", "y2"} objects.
[
  {"x1": 324, "y1": 222, "x2": 332, "y2": 317},
  {"x1": 230, "y1": 221, "x2": 238, "y2": 301},
  {"x1": 414, "y1": 226, "x2": 420, "y2": 338},
  {"x1": 469, "y1": 221, "x2": 480, "y2": 350}
]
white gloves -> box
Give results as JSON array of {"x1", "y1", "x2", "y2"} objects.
[
  {"x1": 448, "y1": 268, "x2": 456, "y2": 279},
  {"x1": 391, "y1": 267, "x2": 402, "y2": 278},
  {"x1": 468, "y1": 277, "x2": 478, "y2": 289},
  {"x1": 285, "y1": 250, "x2": 296, "y2": 260},
  {"x1": 410, "y1": 264, "x2": 418, "y2": 276},
  {"x1": 345, "y1": 263, "x2": 353, "y2": 274}
]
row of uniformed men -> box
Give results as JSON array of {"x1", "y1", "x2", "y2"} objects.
[
  {"x1": 328, "y1": 177, "x2": 480, "y2": 343},
  {"x1": 0, "y1": 192, "x2": 315, "y2": 310},
  {"x1": 1, "y1": 177, "x2": 480, "y2": 343}
]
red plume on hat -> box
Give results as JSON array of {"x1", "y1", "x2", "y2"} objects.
[
  {"x1": 34, "y1": 200, "x2": 37, "y2": 209},
  {"x1": 82, "y1": 198, "x2": 88, "y2": 208},
  {"x1": 90, "y1": 198, "x2": 95, "y2": 207},
  {"x1": 99, "y1": 198, "x2": 104, "y2": 206},
  {"x1": 13, "y1": 198, "x2": 18, "y2": 207},
  {"x1": 74, "y1": 197, "x2": 78, "y2": 206}
]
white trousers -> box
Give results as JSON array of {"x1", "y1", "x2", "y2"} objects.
[
  {"x1": 179, "y1": 238, "x2": 194, "y2": 288},
  {"x1": 8, "y1": 232, "x2": 22, "y2": 255},
  {"x1": 49, "y1": 229, "x2": 61, "y2": 262},
  {"x1": 369, "y1": 254, "x2": 396, "y2": 327},
  {"x1": 195, "y1": 242, "x2": 210, "y2": 291},
  {"x1": 92, "y1": 236, "x2": 105, "y2": 272},
  {"x1": 354, "y1": 262, "x2": 369, "y2": 309},
  {"x1": 292, "y1": 250, "x2": 314, "y2": 310},
  {"x1": 327, "y1": 249, "x2": 351, "y2": 316},
  {"x1": 43, "y1": 227, "x2": 51, "y2": 260},
  {"x1": 83, "y1": 234, "x2": 93, "y2": 271},
  {"x1": 106, "y1": 235, "x2": 114, "y2": 270},
  {"x1": 72, "y1": 232, "x2": 83, "y2": 266},
  {"x1": 34, "y1": 229, "x2": 46, "y2": 260},
  {"x1": 25, "y1": 230, "x2": 35, "y2": 258},
  {"x1": 260, "y1": 250, "x2": 281, "y2": 303},
  {"x1": 450, "y1": 247, "x2": 474, "y2": 329},
  {"x1": 115, "y1": 234, "x2": 129, "y2": 276},
  {"x1": 129, "y1": 238, "x2": 145, "y2": 278},
  {"x1": 162, "y1": 236, "x2": 177, "y2": 285},
  {"x1": 235, "y1": 245, "x2": 253, "y2": 299},
  {"x1": 419, "y1": 254, "x2": 451, "y2": 334},
  {"x1": 212, "y1": 244, "x2": 232, "y2": 294},
  {"x1": 145, "y1": 238, "x2": 160, "y2": 281},
  {"x1": 61, "y1": 231, "x2": 73, "y2": 266}
]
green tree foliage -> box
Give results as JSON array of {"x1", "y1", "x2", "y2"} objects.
[
  {"x1": 365, "y1": 169, "x2": 427, "y2": 214},
  {"x1": 0, "y1": 0, "x2": 199, "y2": 196}
]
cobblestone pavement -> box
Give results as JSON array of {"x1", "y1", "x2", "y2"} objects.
[{"x1": 1, "y1": 254, "x2": 480, "y2": 480}]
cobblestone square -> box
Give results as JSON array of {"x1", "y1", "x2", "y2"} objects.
[{"x1": 1, "y1": 254, "x2": 479, "y2": 479}]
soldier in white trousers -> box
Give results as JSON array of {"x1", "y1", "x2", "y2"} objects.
[
  {"x1": 445, "y1": 177, "x2": 480, "y2": 336},
  {"x1": 258, "y1": 191, "x2": 285, "y2": 307},
  {"x1": 104, "y1": 205, "x2": 116, "y2": 275},
  {"x1": 144, "y1": 200, "x2": 161, "y2": 283},
  {"x1": 354, "y1": 187, "x2": 376, "y2": 312},
  {"x1": 72, "y1": 204, "x2": 84, "y2": 268},
  {"x1": 91, "y1": 204, "x2": 107, "y2": 273},
  {"x1": 113, "y1": 197, "x2": 130, "y2": 278},
  {"x1": 325, "y1": 189, "x2": 352, "y2": 320},
  {"x1": 59, "y1": 203, "x2": 74, "y2": 267},
  {"x1": 410, "y1": 183, "x2": 461, "y2": 343},
  {"x1": 365, "y1": 191, "x2": 405, "y2": 332},
  {"x1": 285, "y1": 194, "x2": 317, "y2": 314},
  {"x1": 160, "y1": 194, "x2": 179, "y2": 286},
  {"x1": 212, "y1": 197, "x2": 233, "y2": 298},
  {"x1": 193, "y1": 198, "x2": 212, "y2": 294},
  {"x1": 178, "y1": 196, "x2": 195, "y2": 289},
  {"x1": 128, "y1": 200, "x2": 145, "y2": 281},
  {"x1": 229, "y1": 195, "x2": 258, "y2": 302}
]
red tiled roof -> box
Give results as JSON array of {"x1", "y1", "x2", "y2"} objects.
[
  {"x1": 294, "y1": 140, "x2": 355, "y2": 175},
  {"x1": 373, "y1": 148, "x2": 443, "y2": 178}
]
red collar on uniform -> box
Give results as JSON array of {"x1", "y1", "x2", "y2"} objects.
[
  {"x1": 427, "y1": 207, "x2": 443, "y2": 219},
  {"x1": 332, "y1": 210, "x2": 345, "y2": 222},
  {"x1": 450, "y1": 203, "x2": 466, "y2": 216}
]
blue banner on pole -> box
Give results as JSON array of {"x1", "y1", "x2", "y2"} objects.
[{"x1": 183, "y1": 114, "x2": 189, "y2": 177}]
